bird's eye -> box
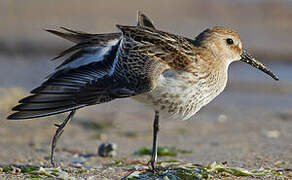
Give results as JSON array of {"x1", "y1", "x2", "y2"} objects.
[{"x1": 226, "y1": 38, "x2": 234, "y2": 45}]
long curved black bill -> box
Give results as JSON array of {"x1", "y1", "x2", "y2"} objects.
[{"x1": 241, "y1": 50, "x2": 279, "y2": 81}]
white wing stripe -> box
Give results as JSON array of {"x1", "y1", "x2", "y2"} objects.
[
  {"x1": 58, "y1": 39, "x2": 120, "y2": 71},
  {"x1": 109, "y1": 38, "x2": 123, "y2": 76}
]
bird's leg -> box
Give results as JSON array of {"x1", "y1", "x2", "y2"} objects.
[
  {"x1": 148, "y1": 111, "x2": 159, "y2": 171},
  {"x1": 50, "y1": 110, "x2": 76, "y2": 167}
]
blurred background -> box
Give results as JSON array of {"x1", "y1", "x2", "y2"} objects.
[
  {"x1": 1, "y1": 0, "x2": 292, "y2": 60},
  {"x1": 0, "y1": 0, "x2": 291, "y2": 178}
]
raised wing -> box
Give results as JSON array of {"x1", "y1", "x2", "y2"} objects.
[
  {"x1": 45, "y1": 11, "x2": 156, "y2": 63},
  {"x1": 7, "y1": 12, "x2": 167, "y2": 120},
  {"x1": 8, "y1": 39, "x2": 121, "y2": 119}
]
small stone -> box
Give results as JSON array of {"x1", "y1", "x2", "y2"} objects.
[
  {"x1": 264, "y1": 130, "x2": 280, "y2": 138},
  {"x1": 218, "y1": 114, "x2": 228, "y2": 123},
  {"x1": 98, "y1": 142, "x2": 117, "y2": 157}
]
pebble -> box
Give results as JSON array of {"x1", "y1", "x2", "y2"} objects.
[
  {"x1": 264, "y1": 130, "x2": 280, "y2": 138},
  {"x1": 98, "y1": 142, "x2": 117, "y2": 157},
  {"x1": 218, "y1": 114, "x2": 228, "y2": 123}
]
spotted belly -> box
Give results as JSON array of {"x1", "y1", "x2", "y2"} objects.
[{"x1": 132, "y1": 70, "x2": 227, "y2": 120}]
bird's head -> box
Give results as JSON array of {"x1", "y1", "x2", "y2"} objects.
[{"x1": 194, "y1": 27, "x2": 279, "y2": 81}]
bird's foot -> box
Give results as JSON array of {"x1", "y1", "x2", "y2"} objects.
[{"x1": 147, "y1": 160, "x2": 160, "y2": 172}]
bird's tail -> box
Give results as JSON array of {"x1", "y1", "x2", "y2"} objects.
[
  {"x1": 45, "y1": 27, "x2": 121, "y2": 44},
  {"x1": 45, "y1": 27, "x2": 121, "y2": 61}
]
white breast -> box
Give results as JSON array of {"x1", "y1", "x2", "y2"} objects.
[{"x1": 134, "y1": 67, "x2": 228, "y2": 120}]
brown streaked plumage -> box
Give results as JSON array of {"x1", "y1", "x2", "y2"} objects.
[{"x1": 7, "y1": 12, "x2": 278, "y2": 170}]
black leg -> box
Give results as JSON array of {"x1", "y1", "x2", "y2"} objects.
[
  {"x1": 50, "y1": 110, "x2": 76, "y2": 167},
  {"x1": 148, "y1": 111, "x2": 159, "y2": 170}
]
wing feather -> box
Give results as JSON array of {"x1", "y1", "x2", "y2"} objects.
[
  {"x1": 137, "y1": 11, "x2": 155, "y2": 29},
  {"x1": 8, "y1": 38, "x2": 123, "y2": 119},
  {"x1": 8, "y1": 12, "x2": 173, "y2": 120},
  {"x1": 8, "y1": 105, "x2": 85, "y2": 119},
  {"x1": 19, "y1": 94, "x2": 74, "y2": 104},
  {"x1": 116, "y1": 25, "x2": 195, "y2": 70}
]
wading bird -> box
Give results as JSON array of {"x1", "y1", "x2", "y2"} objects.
[{"x1": 8, "y1": 12, "x2": 278, "y2": 170}]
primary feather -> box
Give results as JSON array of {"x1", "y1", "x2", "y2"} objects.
[{"x1": 7, "y1": 12, "x2": 161, "y2": 120}]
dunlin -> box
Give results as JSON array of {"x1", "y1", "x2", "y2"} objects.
[{"x1": 8, "y1": 12, "x2": 278, "y2": 169}]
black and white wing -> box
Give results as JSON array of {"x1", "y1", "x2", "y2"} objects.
[
  {"x1": 8, "y1": 38, "x2": 121, "y2": 119},
  {"x1": 7, "y1": 12, "x2": 167, "y2": 120}
]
